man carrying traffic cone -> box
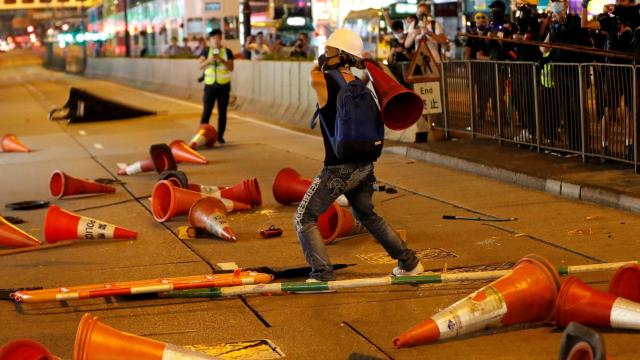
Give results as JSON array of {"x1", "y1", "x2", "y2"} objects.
[{"x1": 294, "y1": 28, "x2": 422, "y2": 282}]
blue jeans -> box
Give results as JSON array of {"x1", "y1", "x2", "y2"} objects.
[{"x1": 294, "y1": 162, "x2": 419, "y2": 281}]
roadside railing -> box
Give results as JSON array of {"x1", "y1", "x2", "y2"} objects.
[{"x1": 437, "y1": 60, "x2": 639, "y2": 171}]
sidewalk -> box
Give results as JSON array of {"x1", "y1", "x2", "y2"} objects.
[{"x1": 384, "y1": 138, "x2": 640, "y2": 213}]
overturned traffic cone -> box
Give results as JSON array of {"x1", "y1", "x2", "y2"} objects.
[
  {"x1": 152, "y1": 181, "x2": 250, "y2": 222},
  {"x1": 393, "y1": 254, "x2": 561, "y2": 348},
  {"x1": 0, "y1": 215, "x2": 41, "y2": 248},
  {"x1": 1, "y1": 134, "x2": 31, "y2": 153},
  {"x1": 189, "y1": 124, "x2": 217, "y2": 149},
  {"x1": 608, "y1": 263, "x2": 640, "y2": 302},
  {"x1": 189, "y1": 197, "x2": 237, "y2": 242},
  {"x1": 192, "y1": 178, "x2": 261, "y2": 207},
  {"x1": 74, "y1": 313, "x2": 217, "y2": 360},
  {"x1": 555, "y1": 276, "x2": 640, "y2": 331},
  {"x1": 272, "y1": 168, "x2": 312, "y2": 205},
  {"x1": 44, "y1": 205, "x2": 137, "y2": 244},
  {"x1": 169, "y1": 140, "x2": 208, "y2": 165},
  {"x1": 318, "y1": 203, "x2": 364, "y2": 245},
  {"x1": 117, "y1": 144, "x2": 177, "y2": 176},
  {"x1": 49, "y1": 171, "x2": 115, "y2": 199},
  {"x1": 0, "y1": 339, "x2": 57, "y2": 360}
]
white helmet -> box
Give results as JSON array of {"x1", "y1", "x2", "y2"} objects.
[{"x1": 325, "y1": 29, "x2": 364, "y2": 58}]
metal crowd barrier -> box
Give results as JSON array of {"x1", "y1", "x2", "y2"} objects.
[{"x1": 438, "y1": 60, "x2": 639, "y2": 170}]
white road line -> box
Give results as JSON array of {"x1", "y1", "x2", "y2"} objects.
[
  {"x1": 93, "y1": 143, "x2": 104, "y2": 149},
  {"x1": 78, "y1": 130, "x2": 87, "y2": 135}
]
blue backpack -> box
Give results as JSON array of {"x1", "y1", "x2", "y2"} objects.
[{"x1": 311, "y1": 70, "x2": 384, "y2": 161}]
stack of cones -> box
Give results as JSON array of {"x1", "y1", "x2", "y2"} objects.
[
  {"x1": 151, "y1": 180, "x2": 250, "y2": 222},
  {"x1": 1, "y1": 134, "x2": 31, "y2": 153}
]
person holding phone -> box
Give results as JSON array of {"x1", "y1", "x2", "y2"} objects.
[{"x1": 199, "y1": 29, "x2": 234, "y2": 144}]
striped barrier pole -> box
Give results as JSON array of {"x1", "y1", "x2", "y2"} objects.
[{"x1": 163, "y1": 260, "x2": 640, "y2": 299}]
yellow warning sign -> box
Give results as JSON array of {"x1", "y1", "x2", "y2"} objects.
[{"x1": 406, "y1": 38, "x2": 441, "y2": 83}]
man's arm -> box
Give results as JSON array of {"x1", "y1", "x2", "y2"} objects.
[
  {"x1": 310, "y1": 65, "x2": 328, "y2": 107},
  {"x1": 224, "y1": 49, "x2": 234, "y2": 71},
  {"x1": 198, "y1": 55, "x2": 211, "y2": 70}
]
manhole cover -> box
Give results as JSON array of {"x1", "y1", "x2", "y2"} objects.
[{"x1": 357, "y1": 248, "x2": 458, "y2": 265}]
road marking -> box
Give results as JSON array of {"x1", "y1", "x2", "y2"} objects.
[
  {"x1": 93, "y1": 143, "x2": 104, "y2": 149},
  {"x1": 78, "y1": 130, "x2": 87, "y2": 135}
]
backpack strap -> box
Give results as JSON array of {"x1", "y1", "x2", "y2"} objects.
[
  {"x1": 327, "y1": 69, "x2": 348, "y2": 88},
  {"x1": 311, "y1": 103, "x2": 321, "y2": 129}
]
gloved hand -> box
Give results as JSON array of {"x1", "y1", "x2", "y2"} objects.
[{"x1": 581, "y1": 0, "x2": 590, "y2": 9}]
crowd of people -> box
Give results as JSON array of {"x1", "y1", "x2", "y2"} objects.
[
  {"x1": 242, "y1": 31, "x2": 316, "y2": 60},
  {"x1": 462, "y1": 0, "x2": 639, "y2": 157}
]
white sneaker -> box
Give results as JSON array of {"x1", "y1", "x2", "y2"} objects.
[{"x1": 392, "y1": 262, "x2": 424, "y2": 276}]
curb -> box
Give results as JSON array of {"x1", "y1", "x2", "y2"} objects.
[{"x1": 384, "y1": 146, "x2": 640, "y2": 214}]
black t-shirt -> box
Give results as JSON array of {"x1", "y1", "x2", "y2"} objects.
[
  {"x1": 318, "y1": 73, "x2": 345, "y2": 166},
  {"x1": 465, "y1": 29, "x2": 490, "y2": 59},
  {"x1": 200, "y1": 47, "x2": 235, "y2": 61},
  {"x1": 547, "y1": 15, "x2": 592, "y2": 63}
]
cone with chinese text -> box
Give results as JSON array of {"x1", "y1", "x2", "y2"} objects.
[
  {"x1": 393, "y1": 254, "x2": 561, "y2": 348},
  {"x1": 44, "y1": 205, "x2": 137, "y2": 243}
]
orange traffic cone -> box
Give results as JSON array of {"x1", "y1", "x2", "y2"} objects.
[
  {"x1": 0, "y1": 215, "x2": 41, "y2": 248},
  {"x1": 272, "y1": 168, "x2": 312, "y2": 205},
  {"x1": 188, "y1": 124, "x2": 217, "y2": 149},
  {"x1": 317, "y1": 203, "x2": 364, "y2": 244},
  {"x1": 555, "y1": 276, "x2": 640, "y2": 331},
  {"x1": 117, "y1": 144, "x2": 177, "y2": 176},
  {"x1": 0, "y1": 339, "x2": 57, "y2": 360},
  {"x1": 192, "y1": 178, "x2": 261, "y2": 207},
  {"x1": 152, "y1": 181, "x2": 250, "y2": 222},
  {"x1": 608, "y1": 263, "x2": 640, "y2": 302},
  {"x1": 189, "y1": 197, "x2": 237, "y2": 242},
  {"x1": 169, "y1": 140, "x2": 208, "y2": 164},
  {"x1": 74, "y1": 313, "x2": 216, "y2": 360},
  {"x1": 1, "y1": 134, "x2": 31, "y2": 152},
  {"x1": 393, "y1": 254, "x2": 561, "y2": 348},
  {"x1": 49, "y1": 171, "x2": 116, "y2": 199},
  {"x1": 44, "y1": 205, "x2": 137, "y2": 244},
  {"x1": 364, "y1": 60, "x2": 423, "y2": 131}
]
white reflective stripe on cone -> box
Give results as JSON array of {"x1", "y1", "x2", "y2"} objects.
[
  {"x1": 125, "y1": 161, "x2": 143, "y2": 175},
  {"x1": 190, "y1": 133, "x2": 205, "y2": 147},
  {"x1": 205, "y1": 213, "x2": 229, "y2": 238},
  {"x1": 610, "y1": 297, "x2": 640, "y2": 330},
  {"x1": 77, "y1": 217, "x2": 116, "y2": 240},
  {"x1": 162, "y1": 343, "x2": 219, "y2": 359},
  {"x1": 431, "y1": 286, "x2": 507, "y2": 340},
  {"x1": 218, "y1": 197, "x2": 234, "y2": 212}
]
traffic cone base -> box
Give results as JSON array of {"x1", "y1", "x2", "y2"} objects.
[
  {"x1": 149, "y1": 144, "x2": 177, "y2": 173},
  {"x1": 393, "y1": 255, "x2": 560, "y2": 348},
  {"x1": 49, "y1": 170, "x2": 116, "y2": 199},
  {"x1": 0, "y1": 339, "x2": 56, "y2": 360},
  {"x1": 0, "y1": 216, "x2": 41, "y2": 248},
  {"x1": 1, "y1": 134, "x2": 31, "y2": 152},
  {"x1": 189, "y1": 124, "x2": 217, "y2": 148},
  {"x1": 272, "y1": 168, "x2": 312, "y2": 205},
  {"x1": 609, "y1": 263, "x2": 640, "y2": 302},
  {"x1": 318, "y1": 203, "x2": 362, "y2": 244},
  {"x1": 169, "y1": 140, "x2": 208, "y2": 164},
  {"x1": 44, "y1": 205, "x2": 137, "y2": 243},
  {"x1": 189, "y1": 198, "x2": 237, "y2": 242}
]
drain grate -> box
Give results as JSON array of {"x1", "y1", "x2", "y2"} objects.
[
  {"x1": 186, "y1": 339, "x2": 284, "y2": 359},
  {"x1": 357, "y1": 247, "x2": 458, "y2": 265}
]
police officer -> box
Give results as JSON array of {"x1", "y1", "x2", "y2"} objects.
[{"x1": 199, "y1": 29, "x2": 234, "y2": 144}]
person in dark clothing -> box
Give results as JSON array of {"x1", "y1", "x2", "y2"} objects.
[
  {"x1": 198, "y1": 29, "x2": 234, "y2": 144},
  {"x1": 487, "y1": 0, "x2": 519, "y2": 61},
  {"x1": 296, "y1": 28, "x2": 422, "y2": 282},
  {"x1": 540, "y1": 0, "x2": 592, "y2": 151},
  {"x1": 466, "y1": 13, "x2": 494, "y2": 131},
  {"x1": 582, "y1": 0, "x2": 638, "y2": 159}
]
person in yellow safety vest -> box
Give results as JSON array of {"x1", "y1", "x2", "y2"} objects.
[{"x1": 198, "y1": 29, "x2": 234, "y2": 144}]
